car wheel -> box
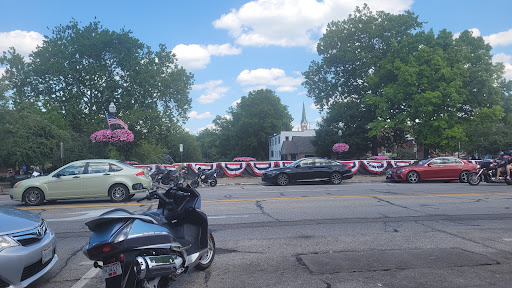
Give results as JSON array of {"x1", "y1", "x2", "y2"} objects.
[
  {"x1": 23, "y1": 188, "x2": 45, "y2": 206},
  {"x1": 109, "y1": 184, "x2": 129, "y2": 203},
  {"x1": 276, "y1": 173, "x2": 289, "y2": 186},
  {"x1": 406, "y1": 171, "x2": 420, "y2": 183},
  {"x1": 330, "y1": 172, "x2": 343, "y2": 185},
  {"x1": 459, "y1": 171, "x2": 470, "y2": 183}
]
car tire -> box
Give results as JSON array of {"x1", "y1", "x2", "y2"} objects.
[
  {"x1": 23, "y1": 188, "x2": 45, "y2": 206},
  {"x1": 109, "y1": 184, "x2": 129, "y2": 203},
  {"x1": 459, "y1": 171, "x2": 470, "y2": 183},
  {"x1": 276, "y1": 173, "x2": 289, "y2": 186},
  {"x1": 406, "y1": 171, "x2": 420, "y2": 183},
  {"x1": 330, "y1": 172, "x2": 343, "y2": 185}
]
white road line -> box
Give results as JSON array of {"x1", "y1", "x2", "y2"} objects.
[
  {"x1": 71, "y1": 266, "x2": 100, "y2": 288},
  {"x1": 503, "y1": 238, "x2": 512, "y2": 241},
  {"x1": 209, "y1": 215, "x2": 251, "y2": 219}
]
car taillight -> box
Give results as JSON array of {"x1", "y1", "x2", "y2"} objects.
[{"x1": 136, "y1": 171, "x2": 145, "y2": 176}]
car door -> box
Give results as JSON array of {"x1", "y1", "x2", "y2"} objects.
[
  {"x1": 294, "y1": 159, "x2": 314, "y2": 181},
  {"x1": 444, "y1": 158, "x2": 464, "y2": 179},
  {"x1": 81, "y1": 162, "x2": 113, "y2": 197},
  {"x1": 312, "y1": 159, "x2": 331, "y2": 180},
  {"x1": 420, "y1": 158, "x2": 446, "y2": 179},
  {"x1": 46, "y1": 163, "x2": 86, "y2": 198}
]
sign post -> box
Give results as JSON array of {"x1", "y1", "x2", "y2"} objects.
[{"x1": 180, "y1": 144, "x2": 183, "y2": 163}]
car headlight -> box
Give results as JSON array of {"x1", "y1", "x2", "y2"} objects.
[{"x1": 0, "y1": 236, "x2": 19, "y2": 252}]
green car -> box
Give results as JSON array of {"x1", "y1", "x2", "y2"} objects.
[{"x1": 9, "y1": 159, "x2": 152, "y2": 206}]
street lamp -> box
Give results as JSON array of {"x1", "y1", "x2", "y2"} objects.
[
  {"x1": 109, "y1": 102, "x2": 116, "y2": 115},
  {"x1": 338, "y1": 130, "x2": 343, "y2": 142}
]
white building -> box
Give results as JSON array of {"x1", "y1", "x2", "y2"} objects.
[{"x1": 268, "y1": 103, "x2": 316, "y2": 160}]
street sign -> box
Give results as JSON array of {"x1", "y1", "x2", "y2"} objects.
[{"x1": 180, "y1": 144, "x2": 183, "y2": 152}]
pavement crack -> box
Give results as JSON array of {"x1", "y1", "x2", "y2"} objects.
[{"x1": 255, "y1": 200, "x2": 280, "y2": 221}]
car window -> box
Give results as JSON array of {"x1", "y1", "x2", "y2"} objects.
[
  {"x1": 87, "y1": 162, "x2": 110, "y2": 174},
  {"x1": 447, "y1": 158, "x2": 462, "y2": 164},
  {"x1": 110, "y1": 164, "x2": 123, "y2": 172},
  {"x1": 58, "y1": 164, "x2": 85, "y2": 176},
  {"x1": 301, "y1": 160, "x2": 314, "y2": 167},
  {"x1": 431, "y1": 159, "x2": 444, "y2": 165},
  {"x1": 315, "y1": 159, "x2": 328, "y2": 166}
]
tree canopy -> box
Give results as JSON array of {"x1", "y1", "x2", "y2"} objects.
[
  {"x1": 303, "y1": 5, "x2": 512, "y2": 158},
  {"x1": 0, "y1": 20, "x2": 199, "y2": 168},
  {"x1": 198, "y1": 89, "x2": 293, "y2": 161}
]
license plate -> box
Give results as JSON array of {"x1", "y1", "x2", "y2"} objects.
[
  {"x1": 102, "y1": 262, "x2": 122, "y2": 279},
  {"x1": 42, "y1": 245, "x2": 53, "y2": 264}
]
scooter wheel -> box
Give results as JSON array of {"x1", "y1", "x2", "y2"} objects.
[
  {"x1": 195, "y1": 233, "x2": 215, "y2": 271},
  {"x1": 209, "y1": 179, "x2": 217, "y2": 187}
]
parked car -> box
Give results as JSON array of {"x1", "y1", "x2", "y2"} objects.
[
  {"x1": 0, "y1": 207, "x2": 58, "y2": 288},
  {"x1": 262, "y1": 157, "x2": 353, "y2": 186},
  {"x1": 386, "y1": 157, "x2": 477, "y2": 183},
  {"x1": 10, "y1": 159, "x2": 152, "y2": 206}
]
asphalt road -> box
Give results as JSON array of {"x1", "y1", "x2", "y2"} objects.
[{"x1": 2, "y1": 180, "x2": 512, "y2": 288}]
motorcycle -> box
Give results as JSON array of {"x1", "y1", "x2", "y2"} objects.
[
  {"x1": 468, "y1": 160, "x2": 512, "y2": 185},
  {"x1": 159, "y1": 169, "x2": 187, "y2": 187},
  {"x1": 82, "y1": 185, "x2": 215, "y2": 288},
  {"x1": 149, "y1": 165, "x2": 167, "y2": 184},
  {"x1": 190, "y1": 168, "x2": 218, "y2": 188}
]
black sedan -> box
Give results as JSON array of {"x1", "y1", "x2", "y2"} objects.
[{"x1": 262, "y1": 158, "x2": 353, "y2": 186}]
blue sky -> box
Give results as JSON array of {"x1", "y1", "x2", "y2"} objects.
[{"x1": 1, "y1": 0, "x2": 511, "y2": 134}]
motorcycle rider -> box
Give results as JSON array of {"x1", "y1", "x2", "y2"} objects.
[{"x1": 495, "y1": 151, "x2": 507, "y2": 180}]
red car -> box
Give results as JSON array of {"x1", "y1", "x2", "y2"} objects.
[{"x1": 386, "y1": 157, "x2": 477, "y2": 183}]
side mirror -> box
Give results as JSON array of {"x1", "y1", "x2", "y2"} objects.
[
  {"x1": 427, "y1": 163, "x2": 432, "y2": 167},
  {"x1": 54, "y1": 173, "x2": 62, "y2": 178}
]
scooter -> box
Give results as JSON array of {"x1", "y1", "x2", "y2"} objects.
[
  {"x1": 190, "y1": 168, "x2": 218, "y2": 188},
  {"x1": 82, "y1": 184, "x2": 215, "y2": 288}
]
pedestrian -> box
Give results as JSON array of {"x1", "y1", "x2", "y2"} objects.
[
  {"x1": 22, "y1": 165, "x2": 27, "y2": 174},
  {"x1": 6, "y1": 168, "x2": 13, "y2": 178}
]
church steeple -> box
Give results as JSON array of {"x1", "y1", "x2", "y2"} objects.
[{"x1": 300, "y1": 102, "x2": 308, "y2": 131}]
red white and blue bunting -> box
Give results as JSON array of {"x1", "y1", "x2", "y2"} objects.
[
  {"x1": 389, "y1": 160, "x2": 415, "y2": 168},
  {"x1": 248, "y1": 162, "x2": 274, "y2": 176},
  {"x1": 339, "y1": 160, "x2": 361, "y2": 174},
  {"x1": 220, "y1": 162, "x2": 248, "y2": 177},
  {"x1": 274, "y1": 161, "x2": 293, "y2": 168},
  {"x1": 187, "y1": 163, "x2": 218, "y2": 173},
  {"x1": 361, "y1": 160, "x2": 388, "y2": 174}
]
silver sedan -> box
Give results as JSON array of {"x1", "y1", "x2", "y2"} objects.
[{"x1": 0, "y1": 207, "x2": 58, "y2": 288}]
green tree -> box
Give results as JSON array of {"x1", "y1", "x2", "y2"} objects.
[
  {"x1": 303, "y1": 5, "x2": 423, "y2": 155},
  {"x1": 198, "y1": 89, "x2": 293, "y2": 161}
]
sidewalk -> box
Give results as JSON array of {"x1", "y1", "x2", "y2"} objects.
[{"x1": 216, "y1": 175, "x2": 385, "y2": 186}]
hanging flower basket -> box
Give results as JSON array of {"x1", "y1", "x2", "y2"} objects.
[
  {"x1": 233, "y1": 157, "x2": 256, "y2": 162},
  {"x1": 91, "y1": 129, "x2": 134, "y2": 143},
  {"x1": 369, "y1": 155, "x2": 389, "y2": 160},
  {"x1": 332, "y1": 143, "x2": 349, "y2": 153}
]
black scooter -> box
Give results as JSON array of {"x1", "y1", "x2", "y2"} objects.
[
  {"x1": 190, "y1": 168, "x2": 218, "y2": 188},
  {"x1": 83, "y1": 185, "x2": 215, "y2": 288}
]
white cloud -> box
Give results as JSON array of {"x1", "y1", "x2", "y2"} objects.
[
  {"x1": 0, "y1": 30, "x2": 44, "y2": 58},
  {"x1": 231, "y1": 98, "x2": 241, "y2": 107},
  {"x1": 236, "y1": 68, "x2": 303, "y2": 91},
  {"x1": 454, "y1": 28, "x2": 481, "y2": 39},
  {"x1": 213, "y1": 0, "x2": 412, "y2": 48},
  {"x1": 0, "y1": 67, "x2": 5, "y2": 77},
  {"x1": 310, "y1": 103, "x2": 319, "y2": 110},
  {"x1": 493, "y1": 53, "x2": 512, "y2": 80},
  {"x1": 172, "y1": 43, "x2": 241, "y2": 70},
  {"x1": 484, "y1": 28, "x2": 512, "y2": 47},
  {"x1": 197, "y1": 123, "x2": 217, "y2": 133},
  {"x1": 192, "y1": 80, "x2": 230, "y2": 104},
  {"x1": 188, "y1": 111, "x2": 214, "y2": 119}
]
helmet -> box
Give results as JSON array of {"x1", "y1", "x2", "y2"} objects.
[{"x1": 498, "y1": 151, "x2": 504, "y2": 156}]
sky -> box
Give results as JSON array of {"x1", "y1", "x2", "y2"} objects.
[{"x1": 1, "y1": 0, "x2": 511, "y2": 134}]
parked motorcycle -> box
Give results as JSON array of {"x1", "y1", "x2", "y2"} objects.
[
  {"x1": 149, "y1": 165, "x2": 167, "y2": 184},
  {"x1": 82, "y1": 185, "x2": 215, "y2": 288},
  {"x1": 159, "y1": 169, "x2": 187, "y2": 187},
  {"x1": 190, "y1": 168, "x2": 218, "y2": 188},
  {"x1": 468, "y1": 160, "x2": 512, "y2": 185}
]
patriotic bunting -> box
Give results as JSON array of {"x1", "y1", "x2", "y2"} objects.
[
  {"x1": 389, "y1": 160, "x2": 416, "y2": 168},
  {"x1": 339, "y1": 160, "x2": 360, "y2": 174},
  {"x1": 220, "y1": 162, "x2": 248, "y2": 177},
  {"x1": 361, "y1": 160, "x2": 388, "y2": 174},
  {"x1": 248, "y1": 162, "x2": 274, "y2": 176},
  {"x1": 187, "y1": 163, "x2": 218, "y2": 173}
]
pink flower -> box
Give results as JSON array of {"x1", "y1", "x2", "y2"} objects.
[
  {"x1": 369, "y1": 155, "x2": 389, "y2": 160},
  {"x1": 233, "y1": 157, "x2": 256, "y2": 162},
  {"x1": 90, "y1": 129, "x2": 134, "y2": 143},
  {"x1": 332, "y1": 143, "x2": 349, "y2": 153}
]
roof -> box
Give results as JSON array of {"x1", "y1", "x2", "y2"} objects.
[{"x1": 281, "y1": 136, "x2": 315, "y2": 155}]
